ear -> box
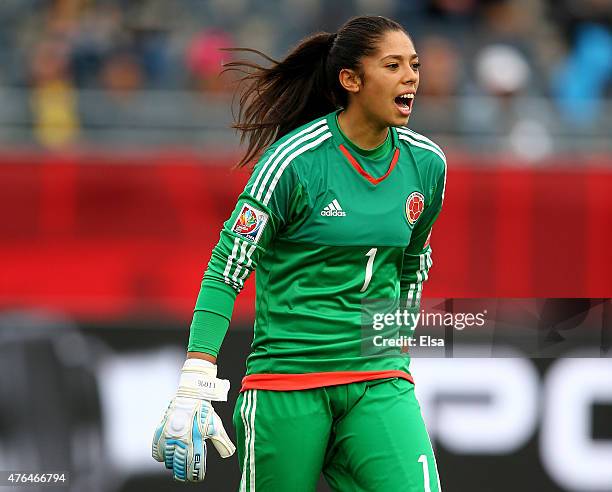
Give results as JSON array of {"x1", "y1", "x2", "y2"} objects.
[{"x1": 338, "y1": 68, "x2": 361, "y2": 94}]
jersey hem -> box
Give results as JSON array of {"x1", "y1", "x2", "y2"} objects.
[{"x1": 240, "y1": 370, "x2": 414, "y2": 391}]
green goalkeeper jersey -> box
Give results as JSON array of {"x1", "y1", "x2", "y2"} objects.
[{"x1": 189, "y1": 110, "x2": 446, "y2": 380}]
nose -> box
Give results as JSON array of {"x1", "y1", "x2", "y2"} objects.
[{"x1": 403, "y1": 65, "x2": 418, "y2": 85}]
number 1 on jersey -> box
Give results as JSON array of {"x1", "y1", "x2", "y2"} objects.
[
  {"x1": 418, "y1": 454, "x2": 432, "y2": 492},
  {"x1": 360, "y1": 248, "x2": 377, "y2": 292}
]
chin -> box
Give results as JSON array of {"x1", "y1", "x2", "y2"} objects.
[
  {"x1": 374, "y1": 110, "x2": 409, "y2": 129},
  {"x1": 391, "y1": 114, "x2": 410, "y2": 127}
]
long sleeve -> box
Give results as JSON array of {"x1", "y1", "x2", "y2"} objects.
[
  {"x1": 400, "y1": 153, "x2": 447, "y2": 313},
  {"x1": 188, "y1": 150, "x2": 299, "y2": 357}
]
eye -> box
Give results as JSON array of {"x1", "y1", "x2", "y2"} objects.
[
  {"x1": 412, "y1": 62, "x2": 421, "y2": 71},
  {"x1": 386, "y1": 63, "x2": 399, "y2": 70}
]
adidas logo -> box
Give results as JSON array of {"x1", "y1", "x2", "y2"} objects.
[{"x1": 320, "y1": 199, "x2": 347, "y2": 217}]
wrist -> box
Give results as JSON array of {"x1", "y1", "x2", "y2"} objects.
[
  {"x1": 184, "y1": 358, "x2": 216, "y2": 369},
  {"x1": 177, "y1": 359, "x2": 229, "y2": 402},
  {"x1": 187, "y1": 351, "x2": 217, "y2": 365},
  {"x1": 182, "y1": 358, "x2": 217, "y2": 379}
]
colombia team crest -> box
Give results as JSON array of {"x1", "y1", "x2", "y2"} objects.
[
  {"x1": 406, "y1": 192, "x2": 425, "y2": 226},
  {"x1": 231, "y1": 203, "x2": 269, "y2": 243}
]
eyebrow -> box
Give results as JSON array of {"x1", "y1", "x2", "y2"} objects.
[{"x1": 381, "y1": 54, "x2": 419, "y2": 61}]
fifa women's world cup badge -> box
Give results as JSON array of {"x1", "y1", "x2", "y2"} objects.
[
  {"x1": 231, "y1": 203, "x2": 269, "y2": 243},
  {"x1": 405, "y1": 191, "x2": 424, "y2": 226}
]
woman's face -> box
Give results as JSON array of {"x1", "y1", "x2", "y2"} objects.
[{"x1": 349, "y1": 30, "x2": 420, "y2": 128}]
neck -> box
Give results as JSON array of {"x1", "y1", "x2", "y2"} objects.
[{"x1": 337, "y1": 107, "x2": 388, "y2": 150}]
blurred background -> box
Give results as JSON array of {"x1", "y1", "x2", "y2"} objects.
[{"x1": 0, "y1": 0, "x2": 610, "y2": 491}]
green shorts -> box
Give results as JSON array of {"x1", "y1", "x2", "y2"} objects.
[{"x1": 233, "y1": 378, "x2": 441, "y2": 492}]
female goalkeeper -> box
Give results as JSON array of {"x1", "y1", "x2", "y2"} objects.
[{"x1": 153, "y1": 15, "x2": 446, "y2": 492}]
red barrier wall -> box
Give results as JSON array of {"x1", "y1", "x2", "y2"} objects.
[{"x1": 1, "y1": 152, "x2": 610, "y2": 322}]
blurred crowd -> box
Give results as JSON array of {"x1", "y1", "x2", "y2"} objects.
[{"x1": 0, "y1": 0, "x2": 609, "y2": 153}]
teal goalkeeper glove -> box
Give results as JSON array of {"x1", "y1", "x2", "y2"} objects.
[{"x1": 152, "y1": 359, "x2": 236, "y2": 482}]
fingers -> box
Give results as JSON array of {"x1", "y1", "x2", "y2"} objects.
[
  {"x1": 211, "y1": 434, "x2": 236, "y2": 458},
  {"x1": 157, "y1": 438, "x2": 207, "y2": 482},
  {"x1": 153, "y1": 399, "x2": 234, "y2": 483},
  {"x1": 167, "y1": 440, "x2": 188, "y2": 481},
  {"x1": 169, "y1": 408, "x2": 208, "y2": 482},
  {"x1": 209, "y1": 411, "x2": 236, "y2": 458},
  {"x1": 152, "y1": 426, "x2": 165, "y2": 462},
  {"x1": 188, "y1": 407, "x2": 207, "y2": 481}
]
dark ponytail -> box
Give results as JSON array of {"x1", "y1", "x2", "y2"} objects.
[{"x1": 224, "y1": 15, "x2": 407, "y2": 168}]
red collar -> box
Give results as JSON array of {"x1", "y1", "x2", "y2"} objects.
[{"x1": 338, "y1": 144, "x2": 400, "y2": 185}]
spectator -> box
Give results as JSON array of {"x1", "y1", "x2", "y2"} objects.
[
  {"x1": 551, "y1": 24, "x2": 612, "y2": 127},
  {"x1": 101, "y1": 50, "x2": 144, "y2": 97},
  {"x1": 409, "y1": 35, "x2": 462, "y2": 136},
  {"x1": 185, "y1": 30, "x2": 235, "y2": 94},
  {"x1": 29, "y1": 36, "x2": 80, "y2": 148}
]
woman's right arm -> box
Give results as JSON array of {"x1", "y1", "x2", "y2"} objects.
[
  {"x1": 151, "y1": 149, "x2": 300, "y2": 483},
  {"x1": 187, "y1": 149, "x2": 300, "y2": 360}
]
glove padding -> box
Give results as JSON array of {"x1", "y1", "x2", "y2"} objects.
[{"x1": 152, "y1": 359, "x2": 236, "y2": 482}]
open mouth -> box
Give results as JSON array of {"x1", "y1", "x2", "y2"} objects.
[{"x1": 394, "y1": 93, "x2": 414, "y2": 115}]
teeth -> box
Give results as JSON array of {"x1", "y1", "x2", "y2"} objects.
[{"x1": 399, "y1": 94, "x2": 414, "y2": 100}]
